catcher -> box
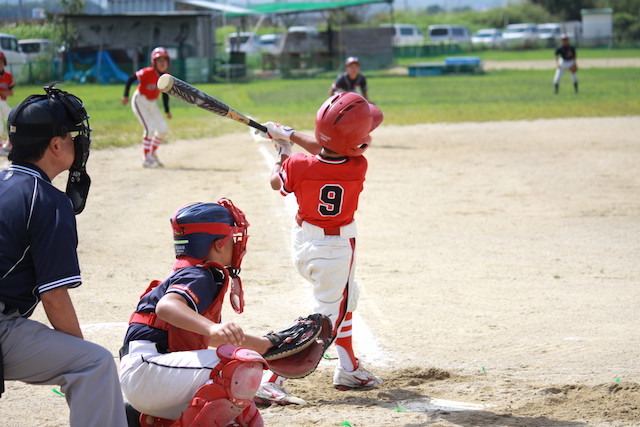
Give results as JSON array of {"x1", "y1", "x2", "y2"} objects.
[{"x1": 119, "y1": 197, "x2": 329, "y2": 427}]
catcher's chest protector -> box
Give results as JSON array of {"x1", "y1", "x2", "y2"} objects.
[
  {"x1": 165, "y1": 345, "x2": 267, "y2": 427},
  {"x1": 131, "y1": 267, "x2": 229, "y2": 352}
]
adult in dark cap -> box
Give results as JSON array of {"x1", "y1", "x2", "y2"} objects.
[{"x1": 0, "y1": 84, "x2": 127, "y2": 426}]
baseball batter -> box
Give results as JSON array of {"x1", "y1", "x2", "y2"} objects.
[
  {"x1": 0, "y1": 86, "x2": 127, "y2": 426},
  {"x1": 553, "y1": 34, "x2": 578, "y2": 94},
  {"x1": 329, "y1": 56, "x2": 368, "y2": 100},
  {"x1": 122, "y1": 47, "x2": 172, "y2": 168},
  {"x1": 0, "y1": 52, "x2": 14, "y2": 156},
  {"x1": 120, "y1": 198, "x2": 326, "y2": 426},
  {"x1": 255, "y1": 92, "x2": 384, "y2": 405}
]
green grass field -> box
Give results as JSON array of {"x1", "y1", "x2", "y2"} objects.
[{"x1": 10, "y1": 66, "x2": 640, "y2": 149}]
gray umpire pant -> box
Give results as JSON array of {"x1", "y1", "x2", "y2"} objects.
[{"x1": 0, "y1": 307, "x2": 127, "y2": 427}]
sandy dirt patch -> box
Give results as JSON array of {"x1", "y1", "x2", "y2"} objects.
[{"x1": 2, "y1": 116, "x2": 639, "y2": 426}]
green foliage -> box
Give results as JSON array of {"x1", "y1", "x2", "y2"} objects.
[
  {"x1": 0, "y1": 22, "x2": 63, "y2": 42},
  {"x1": 529, "y1": 0, "x2": 597, "y2": 20},
  {"x1": 10, "y1": 66, "x2": 638, "y2": 150},
  {"x1": 371, "y1": 2, "x2": 558, "y2": 34}
]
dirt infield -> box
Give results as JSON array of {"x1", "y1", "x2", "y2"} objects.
[{"x1": 2, "y1": 116, "x2": 639, "y2": 426}]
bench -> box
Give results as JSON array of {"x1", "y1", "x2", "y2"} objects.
[{"x1": 408, "y1": 56, "x2": 483, "y2": 76}]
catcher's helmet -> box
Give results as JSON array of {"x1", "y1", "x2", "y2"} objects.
[
  {"x1": 151, "y1": 47, "x2": 170, "y2": 67},
  {"x1": 171, "y1": 198, "x2": 249, "y2": 273},
  {"x1": 0, "y1": 51, "x2": 6, "y2": 66},
  {"x1": 314, "y1": 92, "x2": 383, "y2": 157}
]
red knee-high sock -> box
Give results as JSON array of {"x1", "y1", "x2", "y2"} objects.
[
  {"x1": 335, "y1": 312, "x2": 358, "y2": 372},
  {"x1": 142, "y1": 137, "x2": 152, "y2": 157},
  {"x1": 151, "y1": 136, "x2": 162, "y2": 155}
]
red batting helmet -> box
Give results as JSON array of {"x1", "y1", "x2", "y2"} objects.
[
  {"x1": 0, "y1": 51, "x2": 6, "y2": 66},
  {"x1": 314, "y1": 92, "x2": 383, "y2": 156},
  {"x1": 151, "y1": 47, "x2": 170, "y2": 66}
]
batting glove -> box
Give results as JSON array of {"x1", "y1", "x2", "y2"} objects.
[
  {"x1": 265, "y1": 122, "x2": 295, "y2": 142},
  {"x1": 275, "y1": 139, "x2": 292, "y2": 157}
]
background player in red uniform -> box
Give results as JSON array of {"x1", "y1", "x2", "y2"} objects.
[
  {"x1": 254, "y1": 92, "x2": 383, "y2": 405},
  {"x1": 0, "y1": 51, "x2": 14, "y2": 156},
  {"x1": 122, "y1": 47, "x2": 172, "y2": 168}
]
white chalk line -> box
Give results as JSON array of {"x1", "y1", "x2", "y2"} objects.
[{"x1": 259, "y1": 143, "x2": 389, "y2": 367}]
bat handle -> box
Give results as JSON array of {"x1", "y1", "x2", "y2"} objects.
[{"x1": 249, "y1": 120, "x2": 268, "y2": 133}]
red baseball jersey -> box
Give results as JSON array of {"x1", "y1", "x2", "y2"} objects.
[
  {"x1": 0, "y1": 70, "x2": 14, "y2": 100},
  {"x1": 279, "y1": 153, "x2": 367, "y2": 228},
  {"x1": 135, "y1": 67, "x2": 163, "y2": 100}
]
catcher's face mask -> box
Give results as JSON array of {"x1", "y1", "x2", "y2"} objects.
[{"x1": 217, "y1": 197, "x2": 250, "y2": 277}]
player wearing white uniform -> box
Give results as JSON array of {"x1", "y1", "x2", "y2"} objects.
[
  {"x1": 554, "y1": 34, "x2": 578, "y2": 94},
  {"x1": 254, "y1": 92, "x2": 384, "y2": 405},
  {"x1": 122, "y1": 47, "x2": 172, "y2": 168}
]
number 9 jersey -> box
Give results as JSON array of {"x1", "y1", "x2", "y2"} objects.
[{"x1": 278, "y1": 152, "x2": 367, "y2": 229}]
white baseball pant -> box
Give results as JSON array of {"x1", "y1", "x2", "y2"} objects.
[
  {"x1": 291, "y1": 220, "x2": 360, "y2": 330},
  {"x1": 0, "y1": 99, "x2": 11, "y2": 140},
  {"x1": 554, "y1": 58, "x2": 577, "y2": 84},
  {"x1": 131, "y1": 91, "x2": 168, "y2": 140},
  {"x1": 120, "y1": 340, "x2": 223, "y2": 420}
]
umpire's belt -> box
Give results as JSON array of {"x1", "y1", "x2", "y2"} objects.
[{"x1": 296, "y1": 215, "x2": 357, "y2": 238}]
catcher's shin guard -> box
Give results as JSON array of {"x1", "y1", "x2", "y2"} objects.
[{"x1": 174, "y1": 345, "x2": 267, "y2": 426}]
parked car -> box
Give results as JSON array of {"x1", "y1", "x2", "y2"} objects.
[
  {"x1": 0, "y1": 33, "x2": 28, "y2": 76},
  {"x1": 380, "y1": 23, "x2": 423, "y2": 46},
  {"x1": 278, "y1": 26, "x2": 323, "y2": 54},
  {"x1": 537, "y1": 23, "x2": 563, "y2": 46},
  {"x1": 427, "y1": 25, "x2": 471, "y2": 43},
  {"x1": 19, "y1": 38, "x2": 58, "y2": 60},
  {"x1": 259, "y1": 34, "x2": 279, "y2": 53},
  {"x1": 225, "y1": 32, "x2": 261, "y2": 54},
  {"x1": 502, "y1": 23, "x2": 539, "y2": 48},
  {"x1": 471, "y1": 28, "x2": 503, "y2": 48}
]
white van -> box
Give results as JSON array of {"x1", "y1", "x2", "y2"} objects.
[
  {"x1": 427, "y1": 25, "x2": 471, "y2": 43},
  {"x1": 380, "y1": 24, "x2": 423, "y2": 46},
  {"x1": 0, "y1": 33, "x2": 28, "y2": 76},
  {"x1": 18, "y1": 38, "x2": 57, "y2": 60},
  {"x1": 537, "y1": 23, "x2": 563, "y2": 46},
  {"x1": 502, "y1": 23, "x2": 539, "y2": 48}
]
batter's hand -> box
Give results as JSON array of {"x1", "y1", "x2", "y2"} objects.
[
  {"x1": 121, "y1": 97, "x2": 129, "y2": 105},
  {"x1": 274, "y1": 139, "x2": 292, "y2": 157},
  {"x1": 166, "y1": 112, "x2": 173, "y2": 119},
  {"x1": 210, "y1": 321, "x2": 245, "y2": 347},
  {"x1": 262, "y1": 121, "x2": 295, "y2": 142}
]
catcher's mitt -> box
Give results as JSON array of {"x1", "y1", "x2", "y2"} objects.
[{"x1": 263, "y1": 313, "x2": 333, "y2": 379}]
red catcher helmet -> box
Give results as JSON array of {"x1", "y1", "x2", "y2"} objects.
[
  {"x1": 0, "y1": 51, "x2": 6, "y2": 66},
  {"x1": 315, "y1": 92, "x2": 383, "y2": 156},
  {"x1": 151, "y1": 47, "x2": 170, "y2": 67}
]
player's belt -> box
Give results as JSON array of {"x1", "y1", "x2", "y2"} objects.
[{"x1": 295, "y1": 214, "x2": 341, "y2": 236}]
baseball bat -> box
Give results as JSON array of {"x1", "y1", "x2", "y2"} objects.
[{"x1": 157, "y1": 74, "x2": 267, "y2": 133}]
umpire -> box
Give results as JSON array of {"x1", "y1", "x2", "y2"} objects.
[{"x1": 0, "y1": 85, "x2": 127, "y2": 426}]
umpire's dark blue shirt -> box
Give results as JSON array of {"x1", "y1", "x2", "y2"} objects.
[{"x1": 0, "y1": 162, "x2": 81, "y2": 317}]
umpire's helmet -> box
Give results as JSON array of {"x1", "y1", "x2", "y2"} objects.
[
  {"x1": 314, "y1": 92, "x2": 383, "y2": 157},
  {"x1": 8, "y1": 84, "x2": 91, "y2": 150},
  {"x1": 170, "y1": 198, "x2": 249, "y2": 273}
]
